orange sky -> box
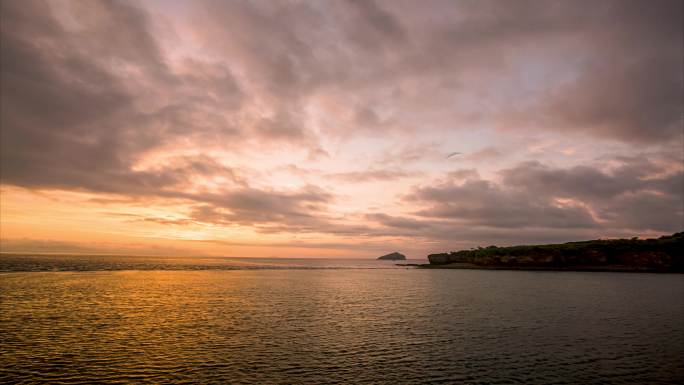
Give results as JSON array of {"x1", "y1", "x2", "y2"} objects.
[{"x1": 1, "y1": 0, "x2": 682, "y2": 258}]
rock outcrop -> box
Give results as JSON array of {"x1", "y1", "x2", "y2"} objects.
[{"x1": 378, "y1": 252, "x2": 406, "y2": 261}]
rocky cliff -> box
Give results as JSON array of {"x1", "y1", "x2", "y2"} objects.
[{"x1": 427, "y1": 232, "x2": 683, "y2": 272}]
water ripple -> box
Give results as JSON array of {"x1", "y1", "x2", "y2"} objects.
[{"x1": 1, "y1": 269, "x2": 683, "y2": 384}]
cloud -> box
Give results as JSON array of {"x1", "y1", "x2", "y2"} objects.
[
  {"x1": 406, "y1": 158, "x2": 683, "y2": 234},
  {"x1": 1, "y1": 0, "x2": 681, "y2": 254},
  {"x1": 499, "y1": 159, "x2": 683, "y2": 232},
  {"x1": 169, "y1": 185, "x2": 339, "y2": 234},
  {"x1": 365, "y1": 213, "x2": 431, "y2": 230},
  {"x1": 522, "y1": 0, "x2": 682, "y2": 144},
  {"x1": 3, "y1": 0, "x2": 680, "y2": 194},
  {"x1": 501, "y1": 161, "x2": 647, "y2": 201},
  {"x1": 193, "y1": 0, "x2": 680, "y2": 144},
  {"x1": 96, "y1": 211, "x2": 196, "y2": 226},
  {"x1": 328, "y1": 168, "x2": 422, "y2": 182},
  {"x1": 0, "y1": 0, "x2": 245, "y2": 194},
  {"x1": 447, "y1": 169, "x2": 479, "y2": 180},
  {"x1": 408, "y1": 178, "x2": 600, "y2": 229}
]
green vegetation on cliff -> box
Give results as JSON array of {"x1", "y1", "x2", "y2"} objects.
[{"x1": 427, "y1": 232, "x2": 683, "y2": 272}]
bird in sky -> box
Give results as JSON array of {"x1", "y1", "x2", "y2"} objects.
[{"x1": 446, "y1": 152, "x2": 462, "y2": 159}]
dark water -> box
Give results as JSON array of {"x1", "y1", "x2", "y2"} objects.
[{"x1": 1, "y1": 258, "x2": 683, "y2": 384}]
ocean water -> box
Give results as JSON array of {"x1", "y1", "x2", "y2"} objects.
[
  {"x1": 1, "y1": 256, "x2": 683, "y2": 384},
  {"x1": 0, "y1": 254, "x2": 426, "y2": 272}
]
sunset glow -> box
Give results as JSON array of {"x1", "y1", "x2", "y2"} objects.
[{"x1": 1, "y1": 0, "x2": 682, "y2": 258}]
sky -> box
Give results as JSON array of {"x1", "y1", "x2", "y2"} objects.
[{"x1": 0, "y1": 0, "x2": 682, "y2": 258}]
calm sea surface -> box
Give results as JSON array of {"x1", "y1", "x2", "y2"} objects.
[{"x1": 1, "y1": 256, "x2": 683, "y2": 384}]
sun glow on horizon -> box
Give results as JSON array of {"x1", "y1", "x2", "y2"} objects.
[{"x1": 1, "y1": 0, "x2": 681, "y2": 257}]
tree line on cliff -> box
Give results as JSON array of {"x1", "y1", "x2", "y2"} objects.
[{"x1": 427, "y1": 232, "x2": 683, "y2": 271}]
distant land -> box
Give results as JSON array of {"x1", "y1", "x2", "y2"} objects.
[
  {"x1": 378, "y1": 252, "x2": 406, "y2": 261},
  {"x1": 420, "y1": 232, "x2": 683, "y2": 272}
]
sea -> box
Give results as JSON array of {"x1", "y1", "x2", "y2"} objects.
[{"x1": 1, "y1": 254, "x2": 683, "y2": 384}]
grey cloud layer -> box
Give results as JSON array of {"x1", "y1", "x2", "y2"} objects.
[
  {"x1": 1, "y1": 0, "x2": 245, "y2": 194},
  {"x1": 401, "y1": 158, "x2": 682, "y2": 235},
  {"x1": 1, "y1": 0, "x2": 682, "y2": 246},
  {"x1": 193, "y1": 0, "x2": 682, "y2": 142}
]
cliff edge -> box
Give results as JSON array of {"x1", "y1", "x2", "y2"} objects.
[{"x1": 426, "y1": 232, "x2": 683, "y2": 272}]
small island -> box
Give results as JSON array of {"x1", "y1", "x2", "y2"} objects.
[
  {"x1": 421, "y1": 232, "x2": 683, "y2": 273},
  {"x1": 377, "y1": 252, "x2": 406, "y2": 261}
]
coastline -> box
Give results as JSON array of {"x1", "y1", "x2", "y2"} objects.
[
  {"x1": 399, "y1": 262, "x2": 683, "y2": 273},
  {"x1": 411, "y1": 233, "x2": 683, "y2": 273}
]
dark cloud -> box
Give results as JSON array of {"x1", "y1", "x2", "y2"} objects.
[
  {"x1": 202, "y1": 0, "x2": 681, "y2": 143},
  {"x1": 501, "y1": 161, "x2": 646, "y2": 201},
  {"x1": 1, "y1": 0, "x2": 136, "y2": 188},
  {"x1": 500, "y1": 159, "x2": 683, "y2": 202},
  {"x1": 527, "y1": 0, "x2": 682, "y2": 143},
  {"x1": 178, "y1": 185, "x2": 337, "y2": 232},
  {"x1": 0, "y1": 0, "x2": 243, "y2": 194},
  {"x1": 598, "y1": 191, "x2": 682, "y2": 232},
  {"x1": 365, "y1": 213, "x2": 431, "y2": 230},
  {"x1": 408, "y1": 179, "x2": 600, "y2": 229},
  {"x1": 406, "y1": 158, "x2": 683, "y2": 234},
  {"x1": 499, "y1": 160, "x2": 684, "y2": 232}
]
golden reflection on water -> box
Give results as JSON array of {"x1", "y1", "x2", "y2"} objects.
[{"x1": 1, "y1": 270, "x2": 683, "y2": 383}]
